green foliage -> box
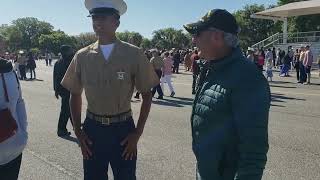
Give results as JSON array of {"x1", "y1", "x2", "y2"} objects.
[
  {"x1": 278, "y1": 0, "x2": 301, "y2": 5},
  {"x1": 278, "y1": 0, "x2": 320, "y2": 32},
  {"x1": 0, "y1": 25, "x2": 23, "y2": 51},
  {"x1": 12, "y1": 17, "x2": 54, "y2": 50},
  {"x1": 151, "y1": 28, "x2": 191, "y2": 50},
  {"x1": 39, "y1": 31, "x2": 75, "y2": 54},
  {"x1": 2, "y1": 1, "x2": 318, "y2": 53},
  {"x1": 233, "y1": 4, "x2": 281, "y2": 48},
  {"x1": 73, "y1": 32, "x2": 97, "y2": 50},
  {"x1": 116, "y1": 31, "x2": 143, "y2": 47},
  {"x1": 140, "y1": 38, "x2": 152, "y2": 50},
  {"x1": 30, "y1": 48, "x2": 41, "y2": 56}
]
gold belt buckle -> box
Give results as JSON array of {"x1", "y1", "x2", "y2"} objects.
[{"x1": 101, "y1": 117, "x2": 111, "y2": 125}]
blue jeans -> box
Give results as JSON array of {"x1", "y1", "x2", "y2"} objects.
[
  {"x1": 299, "y1": 63, "x2": 307, "y2": 82},
  {"x1": 83, "y1": 117, "x2": 137, "y2": 180}
]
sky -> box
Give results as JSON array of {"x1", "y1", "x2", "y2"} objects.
[{"x1": 0, "y1": 0, "x2": 277, "y2": 38}]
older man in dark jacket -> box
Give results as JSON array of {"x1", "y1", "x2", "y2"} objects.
[
  {"x1": 53, "y1": 45, "x2": 74, "y2": 137},
  {"x1": 184, "y1": 9, "x2": 270, "y2": 180}
]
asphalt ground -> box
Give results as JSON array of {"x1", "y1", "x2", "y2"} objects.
[{"x1": 16, "y1": 60, "x2": 320, "y2": 180}]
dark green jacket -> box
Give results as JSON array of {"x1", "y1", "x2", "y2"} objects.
[{"x1": 191, "y1": 48, "x2": 270, "y2": 180}]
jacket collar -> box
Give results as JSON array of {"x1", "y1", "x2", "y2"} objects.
[{"x1": 206, "y1": 47, "x2": 244, "y2": 71}]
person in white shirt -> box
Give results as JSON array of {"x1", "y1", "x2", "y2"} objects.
[
  {"x1": 0, "y1": 58, "x2": 28, "y2": 180},
  {"x1": 246, "y1": 47, "x2": 255, "y2": 62}
]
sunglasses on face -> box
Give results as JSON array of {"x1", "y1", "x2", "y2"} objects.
[
  {"x1": 92, "y1": 13, "x2": 120, "y2": 21},
  {"x1": 192, "y1": 28, "x2": 219, "y2": 37}
]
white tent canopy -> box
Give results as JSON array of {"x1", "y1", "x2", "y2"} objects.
[
  {"x1": 251, "y1": 0, "x2": 320, "y2": 43},
  {"x1": 253, "y1": 0, "x2": 320, "y2": 19}
]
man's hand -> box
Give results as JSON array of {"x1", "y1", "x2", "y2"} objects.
[
  {"x1": 55, "y1": 92, "x2": 59, "y2": 99},
  {"x1": 75, "y1": 129, "x2": 92, "y2": 160},
  {"x1": 120, "y1": 130, "x2": 142, "y2": 160}
]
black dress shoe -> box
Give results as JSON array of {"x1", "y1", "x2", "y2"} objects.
[
  {"x1": 157, "y1": 96, "x2": 164, "y2": 100},
  {"x1": 57, "y1": 131, "x2": 71, "y2": 137}
]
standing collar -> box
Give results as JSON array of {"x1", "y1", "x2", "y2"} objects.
[
  {"x1": 206, "y1": 47, "x2": 243, "y2": 71},
  {"x1": 91, "y1": 38, "x2": 121, "y2": 52},
  {"x1": 90, "y1": 39, "x2": 121, "y2": 63}
]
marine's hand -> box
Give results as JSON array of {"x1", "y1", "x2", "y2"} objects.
[
  {"x1": 120, "y1": 131, "x2": 141, "y2": 160},
  {"x1": 75, "y1": 129, "x2": 92, "y2": 160}
]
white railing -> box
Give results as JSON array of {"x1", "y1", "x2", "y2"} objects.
[
  {"x1": 251, "y1": 33, "x2": 281, "y2": 49},
  {"x1": 278, "y1": 31, "x2": 320, "y2": 44},
  {"x1": 251, "y1": 31, "x2": 320, "y2": 49}
]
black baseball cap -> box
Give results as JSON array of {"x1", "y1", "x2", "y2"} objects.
[
  {"x1": 87, "y1": 7, "x2": 120, "y2": 17},
  {"x1": 184, "y1": 9, "x2": 240, "y2": 35}
]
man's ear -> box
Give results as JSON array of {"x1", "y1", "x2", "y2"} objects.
[
  {"x1": 116, "y1": 20, "x2": 120, "y2": 27},
  {"x1": 113, "y1": 16, "x2": 120, "y2": 27}
]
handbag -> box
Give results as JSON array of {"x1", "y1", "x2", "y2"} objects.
[{"x1": 0, "y1": 73, "x2": 18, "y2": 143}]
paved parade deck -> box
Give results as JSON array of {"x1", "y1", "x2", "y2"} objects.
[{"x1": 18, "y1": 61, "x2": 320, "y2": 180}]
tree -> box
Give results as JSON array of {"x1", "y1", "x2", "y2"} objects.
[
  {"x1": 234, "y1": 4, "x2": 281, "y2": 48},
  {"x1": 116, "y1": 31, "x2": 143, "y2": 47},
  {"x1": 30, "y1": 48, "x2": 41, "y2": 57},
  {"x1": 140, "y1": 38, "x2": 152, "y2": 50},
  {"x1": 278, "y1": 0, "x2": 320, "y2": 32},
  {"x1": 0, "y1": 25, "x2": 23, "y2": 52},
  {"x1": 12, "y1": 17, "x2": 54, "y2": 50},
  {"x1": 39, "y1": 30, "x2": 76, "y2": 55},
  {"x1": 73, "y1": 32, "x2": 97, "y2": 50},
  {"x1": 0, "y1": 34, "x2": 7, "y2": 53},
  {"x1": 151, "y1": 28, "x2": 191, "y2": 50}
]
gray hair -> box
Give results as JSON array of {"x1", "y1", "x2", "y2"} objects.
[
  {"x1": 223, "y1": 32, "x2": 239, "y2": 48},
  {"x1": 208, "y1": 27, "x2": 240, "y2": 48}
]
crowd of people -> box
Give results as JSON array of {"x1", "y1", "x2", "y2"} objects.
[
  {"x1": 0, "y1": 50, "x2": 57, "y2": 81},
  {"x1": 133, "y1": 48, "x2": 201, "y2": 100},
  {"x1": 246, "y1": 45, "x2": 319, "y2": 84},
  {"x1": 0, "y1": 51, "x2": 37, "y2": 80}
]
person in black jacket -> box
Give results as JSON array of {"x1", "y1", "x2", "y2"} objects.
[
  {"x1": 184, "y1": 9, "x2": 270, "y2": 180},
  {"x1": 27, "y1": 52, "x2": 36, "y2": 80},
  {"x1": 172, "y1": 51, "x2": 180, "y2": 74},
  {"x1": 53, "y1": 45, "x2": 74, "y2": 137}
]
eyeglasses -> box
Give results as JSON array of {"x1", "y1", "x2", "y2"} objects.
[{"x1": 92, "y1": 13, "x2": 120, "y2": 21}]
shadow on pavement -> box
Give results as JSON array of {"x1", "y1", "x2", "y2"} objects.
[
  {"x1": 24, "y1": 78, "x2": 44, "y2": 82},
  {"x1": 271, "y1": 104, "x2": 285, "y2": 107},
  {"x1": 152, "y1": 100, "x2": 184, "y2": 107},
  {"x1": 60, "y1": 136, "x2": 79, "y2": 144},
  {"x1": 164, "y1": 97, "x2": 193, "y2": 106},
  {"x1": 171, "y1": 96, "x2": 194, "y2": 102},
  {"x1": 271, "y1": 93, "x2": 305, "y2": 103},
  {"x1": 152, "y1": 96, "x2": 194, "y2": 107},
  {"x1": 310, "y1": 82, "x2": 320, "y2": 86},
  {"x1": 176, "y1": 72, "x2": 193, "y2": 76},
  {"x1": 270, "y1": 84, "x2": 297, "y2": 89},
  {"x1": 34, "y1": 78, "x2": 44, "y2": 82},
  {"x1": 269, "y1": 81, "x2": 296, "y2": 85}
]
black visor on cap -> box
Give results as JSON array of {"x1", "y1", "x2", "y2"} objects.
[
  {"x1": 88, "y1": 7, "x2": 119, "y2": 17},
  {"x1": 184, "y1": 9, "x2": 239, "y2": 35}
]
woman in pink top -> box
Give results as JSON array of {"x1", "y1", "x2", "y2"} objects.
[{"x1": 161, "y1": 52, "x2": 175, "y2": 97}]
